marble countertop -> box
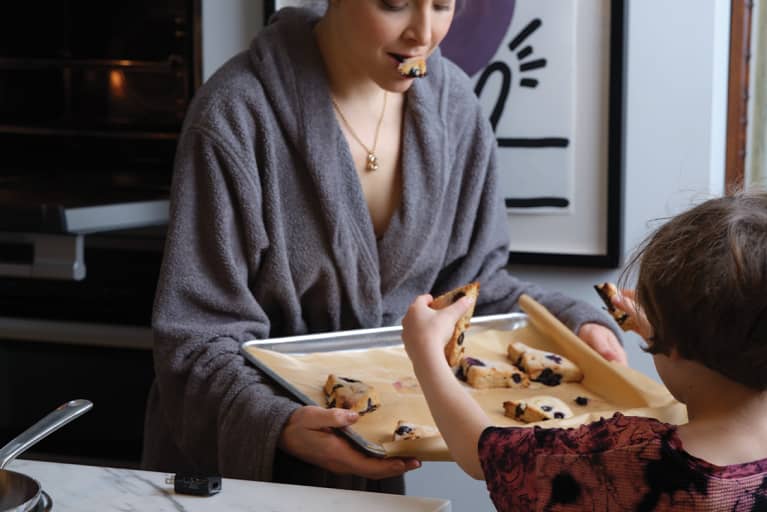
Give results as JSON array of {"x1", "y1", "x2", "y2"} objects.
[{"x1": 8, "y1": 460, "x2": 451, "y2": 512}]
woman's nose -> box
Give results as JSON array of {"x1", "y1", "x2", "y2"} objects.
[{"x1": 404, "y1": 10, "x2": 432, "y2": 47}]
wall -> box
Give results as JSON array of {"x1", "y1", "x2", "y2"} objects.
[
  {"x1": 202, "y1": 0, "x2": 264, "y2": 81},
  {"x1": 201, "y1": 1, "x2": 730, "y2": 509}
]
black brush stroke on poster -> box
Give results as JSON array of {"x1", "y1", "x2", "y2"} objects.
[
  {"x1": 505, "y1": 197, "x2": 569, "y2": 208},
  {"x1": 498, "y1": 138, "x2": 569, "y2": 148}
]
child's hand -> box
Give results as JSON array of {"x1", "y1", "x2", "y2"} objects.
[
  {"x1": 612, "y1": 289, "x2": 653, "y2": 340},
  {"x1": 402, "y1": 293, "x2": 474, "y2": 368}
]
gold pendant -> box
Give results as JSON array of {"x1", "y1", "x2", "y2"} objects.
[{"x1": 366, "y1": 153, "x2": 379, "y2": 171}]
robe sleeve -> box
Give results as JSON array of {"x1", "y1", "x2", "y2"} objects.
[{"x1": 151, "y1": 126, "x2": 301, "y2": 480}]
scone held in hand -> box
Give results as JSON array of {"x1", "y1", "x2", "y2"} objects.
[
  {"x1": 430, "y1": 282, "x2": 480, "y2": 367},
  {"x1": 594, "y1": 282, "x2": 638, "y2": 332}
]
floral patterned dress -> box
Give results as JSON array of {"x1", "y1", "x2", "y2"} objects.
[{"x1": 478, "y1": 413, "x2": 767, "y2": 511}]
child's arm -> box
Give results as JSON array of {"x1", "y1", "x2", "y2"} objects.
[{"x1": 401, "y1": 294, "x2": 490, "y2": 480}]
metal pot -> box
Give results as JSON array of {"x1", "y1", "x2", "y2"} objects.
[{"x1": 0, "y1": 400, "x2": 93, "y2": 512}]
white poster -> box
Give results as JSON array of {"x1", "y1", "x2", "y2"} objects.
[{"x1": 442, "y1": 0, "x2": 622, "y2": 264}]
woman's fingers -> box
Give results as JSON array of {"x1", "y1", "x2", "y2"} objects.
[
  {"x1": 278, "y1": 405, "x2": 421, "y2": 479},
  {"x1": 578, "y1": 323, "x2": 628, "y2": 365}
]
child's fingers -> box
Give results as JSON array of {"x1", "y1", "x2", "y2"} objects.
[
  {"x1": 413, "y1": 294, "x2": 434, "y2": 307},
  {"x1": 441, "y1": 295, "x2": 474, "y2": 323},
  {"x1": 612, "y1": 292, "x2": 634, "y2": 311}
]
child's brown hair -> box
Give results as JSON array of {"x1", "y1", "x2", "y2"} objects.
[{"x1": 623, "y1": 190, "x2": 767, "y2": 390}]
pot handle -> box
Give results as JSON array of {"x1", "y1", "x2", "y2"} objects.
[{"x1": 0, "y1": 399, "x2": 93, "y2": 469}]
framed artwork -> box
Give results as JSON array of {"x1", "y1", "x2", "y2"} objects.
[
  {"x1": 264, "y1": 0, "x2": 624, "y2": 267},
  {"x1": 441, "y1": 0, "x2": 624, "y2": 267}
]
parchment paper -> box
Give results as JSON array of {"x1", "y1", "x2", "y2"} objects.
[{"x1": 244, "y1": 295, "x2": 687, "y2": 460}]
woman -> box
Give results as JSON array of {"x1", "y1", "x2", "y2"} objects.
[{"x1": 142, "y1": 0, "x2": 625, "y2": 494}]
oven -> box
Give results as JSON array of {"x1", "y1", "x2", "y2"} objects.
[{"x1": 0, "y1": 0, "x2": 201, "y2": 466}]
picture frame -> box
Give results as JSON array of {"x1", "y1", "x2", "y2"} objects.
[
  {"x1": 264, "y1": 0, "x2": 624, "y2": 268},
  {"x1": 441, "y1": 0, "x2": 624, "y2": 267}
]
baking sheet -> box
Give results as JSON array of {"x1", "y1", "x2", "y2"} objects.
[{"x1": 241, "y1": 299, "x2": 687, "y2": 461}]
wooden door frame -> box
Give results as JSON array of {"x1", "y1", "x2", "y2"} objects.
[{"x1": 726, "y1": 0, "x2": 754, "y2": 189}]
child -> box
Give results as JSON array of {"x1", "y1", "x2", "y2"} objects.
[{"x1": 402, "y1": 191, "x2": 767, "y2": 511}]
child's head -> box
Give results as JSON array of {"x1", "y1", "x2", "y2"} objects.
[{"x1": 625, "y1": 190, "x2": 767, "y2": 390}]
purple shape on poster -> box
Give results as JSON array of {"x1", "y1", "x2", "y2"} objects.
[{"x1": 441, "y1": 0, "x2": 516, "y2": 76}]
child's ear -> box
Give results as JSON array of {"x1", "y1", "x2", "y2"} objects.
[{"x1": 668, "y1": 347, "x2": 681, "y2": 361}]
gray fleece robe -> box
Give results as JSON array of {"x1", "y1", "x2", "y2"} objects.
[{"x1": 142, "y1": 8, "x2": 620, "y2": 493}]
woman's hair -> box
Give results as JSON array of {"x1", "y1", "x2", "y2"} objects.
[{"x1": 621, "y1": 190, "x2": 767, "y2": 390}]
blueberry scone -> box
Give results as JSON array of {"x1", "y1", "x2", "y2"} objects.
[
  {"x1": 457, "y1": 356, "x2": 530, "y2": 389},
  {"x1": 594, "y1": 282, "x2": 638, "y2": 331},
  {"x1": 392, "y1": 420, "x2": 439, "y2": 441},
  {"x1": 323, "y1": 374, "x2": 381, "y2": 415},
  {"x1": 397, "y1": 56, "x2": 427, "y2": 78},
  {"x1": 503, "y1": 396, "x2": 574, "y2": 423},
  {"x1": 430, "y1": 282, "x2": 480, "y2": 367},
  {"x1": 507, "y1": 341, "x2": 583, "y2": 386}
]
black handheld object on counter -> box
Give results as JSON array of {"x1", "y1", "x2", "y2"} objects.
[{"x1": 167, "y1": 474, "x2": 222, "y2": 496}]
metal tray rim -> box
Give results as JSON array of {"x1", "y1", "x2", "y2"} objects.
[{"x1": 241, "y1": 312, "x2": 528, "y2": 349}]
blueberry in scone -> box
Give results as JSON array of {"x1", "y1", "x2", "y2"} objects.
[
  {"x1": 594, "y1": 282, "x2": 638, "y2": 332},
  {"x1": 457, "y1": 356, "x2": 530, "y2": 389},
  {"x1": 430, "y1": 282, "x2": 480, "y2": 367},
  {"x1": 503, "y1": 396, "x2": 574, "y2": 423},
  {"x1": 323, "y1": 374, "x2": 381, "y2": 415},
  {"x1": 507, "y1": 341, "x2": 583, "y2": 386},
  {"x1": 575, "y1": 396, "x2": 590, "y2": 406},
  {"x1": 397, "y1": 57, "x2": 427, "y2": 78},
  {"x1": 392, "y1": 420, "x2": 439, "y2": 441}
]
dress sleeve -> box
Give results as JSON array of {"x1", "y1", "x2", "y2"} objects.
[
  {"x1": 478, "y1": 426, "x2": 541, "y2": 511},
  {"x1": 151, "y1": 126, "x2": 301, "y2": 480},
  {"x1": 434, "y1": 101, "x2": 621, "y2": 338}
]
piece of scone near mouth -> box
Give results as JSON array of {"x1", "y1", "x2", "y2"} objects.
[
  {"x1": 392, "y1": 420, "x2": 439, "y2": 441},
  {"x1": 503, "y1": 396, "x2": 574, "y2": 423},
  {"x1": 430, "y1": 282, "x2": 480, "y2": 367},
  {"x1": 457, "y1": 356, "x2": 530, "y2": 389},
  {"x1": 324, "y1": 374, "x2": 381, "y2": 415},
  {"x1": 397, "y1": 56, "x2": 427, "y2": 78},
  {"x1": 507, "y1": 341, "x2": 583, "y2": 386},
  {"x1": 594, "y1": 282, "x2": 638, "y2": 332}
]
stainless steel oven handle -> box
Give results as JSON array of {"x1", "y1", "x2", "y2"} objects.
[{"x1": 0, "y1": 232, "x2": 85, "y2": 280}]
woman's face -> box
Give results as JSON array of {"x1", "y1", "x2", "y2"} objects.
[{"x1": 328, "y1": 0, "x2": 455, "y2": 90}]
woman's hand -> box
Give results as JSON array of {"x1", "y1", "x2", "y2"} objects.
[
  {"x1": 278, "y1": 405, "x2": 420, "y2": 479},
  {"x1": 577, "y1": 322, "x2": 628, "y2": 365}
]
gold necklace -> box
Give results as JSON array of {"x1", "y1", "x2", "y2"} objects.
[{"x1": 332, "y1": 91, "x2": 388, "y2": 172}]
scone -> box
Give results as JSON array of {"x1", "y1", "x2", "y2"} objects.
[
  {"x1": 430, "y1": 282, "x2": 480, "y2": 367},
  {"x1": 397, "y1": 57, "x2": 427, "y2": 78},
  {"x1": 323, "y1": 374, "x2": 381, "y2": 415},
  {"x1": 458, "y1": 356, "x2": 530, "y2": 389},
  {"x1": 507, "y1": 341, "x2": 583, "y2": 386},
  {"x1": 594, "y1": 282, "x2": 638, "y2": 331},
  {"x1": 503, "y1": 396, "x2": 574, "y2": 423},
  {"x1": 392, "y1": 420, "x2": 439, "y2": 441}
]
